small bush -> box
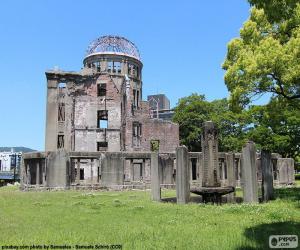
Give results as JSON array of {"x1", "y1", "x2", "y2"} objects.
[{"x1": 295, "y1": 174, "x2": 300, "y2": 180}]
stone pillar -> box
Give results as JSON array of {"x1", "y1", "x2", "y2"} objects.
[
  {"x1": 42, "y1": 159, "x2": 46, "y2": 186},
  {"x1": 197, "y1": 154, "x2": 202, "y2": 185},
  {"x1": 277, "y1": 158, "x2": 295, "y2": 185},
  {"x1": 26, "y1": 163, "x2": 30, "y2": 186},
  {"x1": 151, "y1": 153, "x2": 161, "y2": 201},
  {"x1": 46, "y1": 150, "x2": 69, "y2": 188},
  {"x1": 261, "y1": 150, "x2": 274, "y2": 201},
  {"x1": 256, "y1": 158, "x2": 262, "y2": 181},
  {"x1": 36, "y1": 161, "x2": 40, "y2": 187},
  {"x1": 20, "y1": 158, "x2": 25, "y2": 190},
  {"x1": 201, "y1": 121, "x2": 220, "y2": 187},
  {"x1": 241, "y1": 141, "x2": 258, "y2": 203},
  {"x1": 90, "y1": 159, "x2": 94, "y2": 184},
  {"x1": 226, "y1": 153, "x2": 236, "y2": 202},
  {"x1": 236, "y1": 157, "x2": 241, "y2": 187},
  {"x1": 76, "y1": 158, "x2": 80, "y2": 184},
  {"x1": 176, "y1": 146, "x2": 190, "y2": 204},
  {"x1": 101, "y1": 153, "x2": 124, "y2": 187}
]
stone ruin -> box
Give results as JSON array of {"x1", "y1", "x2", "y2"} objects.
[
  {"x1": 21, "y1": 121, "x2": 295, "y2": 205},
  {"x1": 18, "y1": 35, "x2": 295, "y2": 204},
  {"x1": 190, "y1": 121, "x2": 234, "y2": 203}
]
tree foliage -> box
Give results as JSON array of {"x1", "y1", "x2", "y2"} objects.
[
  {"x1": 172, "y1": 94, "x2": 249, "y2": 152},
  {"x1": 247, "y1": 98, "x2": 300, "y2": 158},
  {"x1": 222, "y1": 2, "x2": 300, "y2": 110},
  {"x1": 173, "y1": 94, "x2": 300, "y2": 158},
  {"x1": 248, "y1": 0, "x2": 299, "y2": 22}
]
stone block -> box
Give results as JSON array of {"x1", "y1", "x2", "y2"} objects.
[
  {"x1": 151, "y1": 153, "x2": 161, "y2": 201},
  {"x1": 241, "y1": 141, "x2": 258, "y2": 203},
  {"x1": 261, "y1": 150, "x2": 274, "y2": 201},
  {"x1": 176, "y1": 146, "x2": 190, "y2": 204}
]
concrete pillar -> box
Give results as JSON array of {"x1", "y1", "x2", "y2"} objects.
[
  {"x1": 151, "y1": 153, "x2": 161, "y2": 201},
  {"x1": 197, "y1": 154, "x2": 202, "y2": 185},
  {"x1": 90, "y1": 159, "x2": 94, "y2": 184},
  {"x1": 201, "y1": 121, "x2": 220, "y2": 187},
  {"x1": 278, "y1": 158, "x2": 295, "y2": 185},
  {"x1": 226, "y1": 153, "x2": 236, "y2": 202},
  {"x1": 130, "y1": 159, "x2": 134, "y2": 182},
  {"x1": 236, "y1": 157, "x2": 241, "y2": 183},
  {"x1": 76, "y1": 158, "x2": 80, "y2": 184},
  {"x1": 20, "y1": 158, "x2": 25, "y2": 189},
  {"x1": 45, "y1": 79, "x2": 58, "y2": 151},
  {"x1": 46, "y1": 150, "x2": 69, "y2": 188},
  {"x1": 26, "y1": 163, "x2": 30, "y2": 186},
  {"x1": 101, "y1": 153, "x2": 124, "y2": 187},
  {"x1": 241, "y1": 141, "x2": 258, "y2": 203},
  {"x1": 261, "y1": 150, "x2": 274, "y2": 201},
  {"x1": 42, "y1": 159, "x2": 46, "y2": 186},
  {"x1": 36, "y1": 161, "x2": 40, "y2": 187},
  {"x1": 176, "y1": 146, "x2": 190, "y2": 204}
]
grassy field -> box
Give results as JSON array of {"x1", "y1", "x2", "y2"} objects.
[{"x1": 0, "y1": 185, "x2": 300, "y2": 250}]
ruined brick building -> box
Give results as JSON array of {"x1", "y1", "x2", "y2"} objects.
[
  {"x1": 21, "y1": 36, "x2": 294, "y2": 190},
  {"x1": 45, "y1": 35, "x2": 179, "y2": 153}
]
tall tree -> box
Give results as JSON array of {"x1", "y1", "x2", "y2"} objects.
[
  {"x1": 222, "y1": 2, "x2": 300, "y2": 110},
  {"x1": 173, "y1": 94, "x2": 249, "y2": 152},
  {"x1": 173, "y1": 94, "x2": 212, "y2": 151},
  {"x1": 247, "y1": 97, "x2": 300, "y2": 158}
]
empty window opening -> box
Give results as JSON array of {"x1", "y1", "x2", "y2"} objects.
[
  {"x1": 58, "y1": 103, "x2": 65, "y2": 121},
  {"x1": 97, "y1": 141, "x2": 108, "y2": 151},
  {"x1": 191, "y1": 158, "x2": 197, "y2": 180},
  {"x1": 95, "y1": 61, "x2": 100, "y2": 72},
  {"x1": 128, "y1": 63, "x2": 133, "y2": 75},
  {"x1": 133, "y1": 122, "x2": 142, "y2": 147},
  {"x1": 113, "y1": 61, "x2": 121, "y2": 73},
  {"x1": 57, "y1": 135, "x2": 64, "y2": 149},
  {"x1": 58, "y1": 82, "x2": 66, "y2": 88},
  {"x1": 272, "y1": 160, "x2": 278, "y2": 180},
  {"x1": 97, "y1": 110, "x2": 108, "y2": 128},
  {"x1": 136, "y1": 90, "x2": 139, "y2": 107},
  {"x1": 133, "y1": 163, "x2": 143, "y2": 181},
  {"x1": 219, "y1": 162, "x2": 223, "y2": 179},
  {"x1": 150, "y1": 140, "x2": 160, "y2": 152},
  {"x1": 80, "y1": 169, "x2": 84, "y2": 180},
  {"x1": 107, "y1": 61, "x2": 113, "y2": 72},
  {"x1": 133, "y1": 89, "x2": 140, "y2": 109},
  {"x1": 97, "y1": 84, "x2": 106, "y2": 97},
  {"x1": 133, "y1": 89, "x2": 136, "y2": 109}
]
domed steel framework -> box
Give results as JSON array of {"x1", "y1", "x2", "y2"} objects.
[{"x1": 85, "y1": 35, "x2": 141, "y2": 60}]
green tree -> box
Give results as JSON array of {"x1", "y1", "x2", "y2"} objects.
[
  {"x1": 222, "y1": 3, "x2": 300, "y2": 110},
  {"x1": 247, "y1": 97, "x2": 300, "y2": 158},
  {"x1": 248, "y1": 0, "x2": 299, "y2": 22},
  {"x1": 172, "y1": 94, "x2": 249, "y2": 152},
  {"x1": 173, "y1": 94, "x2": 212, "y2": 151}
]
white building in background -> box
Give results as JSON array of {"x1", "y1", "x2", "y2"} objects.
[{"x1": 0, "y1": 149, "x2": 22, "y2": 172}]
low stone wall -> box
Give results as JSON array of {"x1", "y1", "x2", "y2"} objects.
[{"x1": 20, "y1": 150, "x2": 295, "y2": 191}]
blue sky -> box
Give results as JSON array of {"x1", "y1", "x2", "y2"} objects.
[{"x1": 0, "y1": 0, "x2": 250, "y2": 150}]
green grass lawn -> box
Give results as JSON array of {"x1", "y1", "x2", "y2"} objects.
[{"x1": 0, "y1": 186, "x2": 299, "y2": 250}]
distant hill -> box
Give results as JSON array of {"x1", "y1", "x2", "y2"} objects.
[{"x1": 0, "y1": 147, "x2": 37, "y2": 153}]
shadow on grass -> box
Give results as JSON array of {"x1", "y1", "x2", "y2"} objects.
[
  {"x1": 274, "y1": 187, "x2": 300, "y2": 201},
  {"x1": 236, "y1": 221, "x2": 300, "y2": 250},
  {"x1": 161, "y1": 196, "x2": 202, "y2": 203}
]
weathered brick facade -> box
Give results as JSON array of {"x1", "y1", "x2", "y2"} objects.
[{"x1": 45, "y1": 36, "x2": 179, "y2": 153}]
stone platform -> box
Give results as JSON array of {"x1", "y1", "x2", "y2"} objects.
[{"x1": 190, "y1": 186, "x2": 235, "y2": 204}]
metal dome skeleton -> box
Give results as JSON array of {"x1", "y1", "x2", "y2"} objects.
[{"x1": 85, "y1": 35, "x2": 141, "y2": 61}]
